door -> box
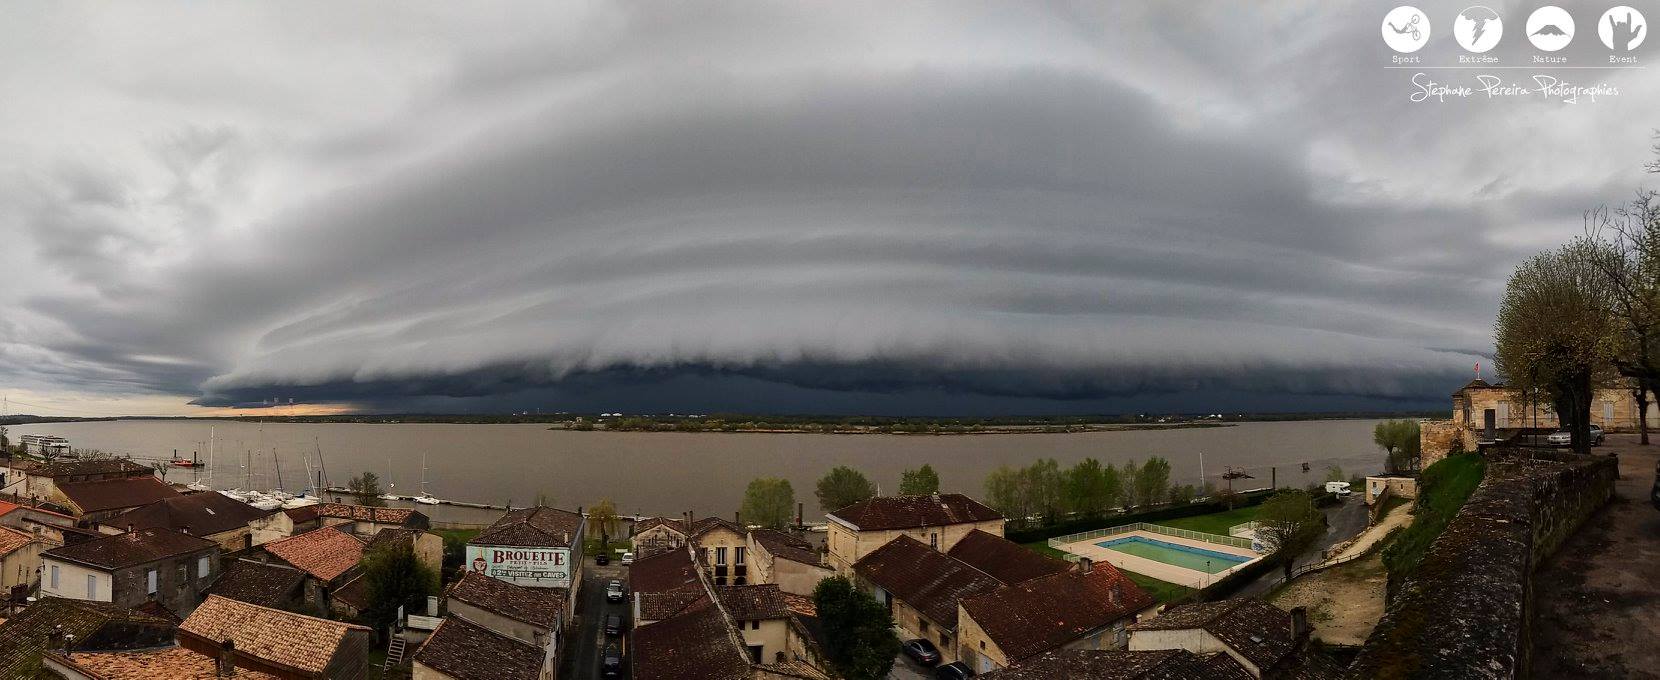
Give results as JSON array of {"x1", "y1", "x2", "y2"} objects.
[
  {"x1": 1483, "y1": 409, "x2": 1496, "y2": 440},
  {"x1": 1496, "y1": 402, "x2": 1509, "y2": 428}
]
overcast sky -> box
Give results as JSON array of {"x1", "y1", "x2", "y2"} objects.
[{"x1": 0, "y1": 1, "x2": 1654, "y2": 416}]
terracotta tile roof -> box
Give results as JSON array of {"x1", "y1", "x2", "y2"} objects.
[
  {"x1": 263, "y1": 526, "x2": 364, "y2": 582},
  {"x1": 332, "y1": 573, "x2": 372, "y2": 612},
  {"x1": 58, "y1": 476, "x2": 181, "y2": 514},
  {"x1": 828, "y1": 493, "x2": 1002, "y2": 531},
  {"x1": 180, "y1": 595, "x2": 369, "y2": 676},
  {"x1": 471, "y1": 506, "x2": 583, "y2": 548},
  {"x1": 781, "y1": 592, "x2": 816, "y2": 616},
  {"x1": 29, "y1": 459, "x2": 156, "y2": 478},
  {"x1": 366, "y1": 527, "x2": 424, "y2": 551},
  {"x1": 43, "y1": 527, "x2": 215, "y2": 570},
  {"x1": 447, "y1": 571, "x2": 566, "y2": 630},
  {"x1": 634, "y1": 516, "x2": 688, "y2": 535},
  {"x1": 629, "y1": 545, "x2": 702, "y2": 594},
  {"x1": 750, "y1": 528, "x2": 821, "y2": 567},
  {"x1": 853, "y1": 535, "x2": 1002, "y2": 627},
  {"x1": 132, "y1": 600, "x2": 184, "y2": 625},
  {"x1": 109, "y1": 492, "x2": 273, "y2": 536},
  {"x1": 413, "y1": 615, "x2": 545, "y2": 680},
  {"x1": 978, "y1": 649, "x2": 1252, "y2": 680},
  {"x1": 0, "y1": 526, "x2": 33, "y2": 557},
  {"x1": 689, "y1": 516, "x2": 746, "y2": 540},
  {"x1": 641, "y1": 587, "x2": 710, "y2": 621},
  {"x1": 315, "y1": 503, "x2": 420, "y2": 524},
  {"x1": 283, "y1": 505, "x2": 321, "y2": 522},
  {"x1": 961, "y1": 563, "x2": 1155, "y2": 662},
  {"x1": 1128, "y1": 598, "x2": 1296, "y2": 671},
  {"x1": 632, "y1": 599, "x2": 751, "y2": 680},
  {"x1": 946, "y1": 529, "x2": 1070, "y2": 585},
  {"x1": 714, "y1": 584, "x2": 790, "y2": 620},
  {"x1": 49, "y1": 645, "x2": 280, "y2": 679},
  {"x1": 0, "y1": 597, "x2": 176, "y2": 677},
  {"x1": 205, "y1": 560, "x2": 306, "y2": 609}
]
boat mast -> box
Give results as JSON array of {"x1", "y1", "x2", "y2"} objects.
[{"x1": 273, "y1": 448, "x2": 283, "y2": 493}]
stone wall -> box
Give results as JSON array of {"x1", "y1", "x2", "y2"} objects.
[
  {"x1": 1347, "y1": 453, "x2": 1617, "y2": 679},
  {"x1": 1418, "y1": 419, "x2": 1470, "y2": 470}
]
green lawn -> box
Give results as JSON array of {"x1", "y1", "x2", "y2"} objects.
[
  {"x1": 1151, "y1": 506, "x2": 1261, "y2": 536},
  {"x1": 1019, "y1": 540, "x2": 1195, "y2": 603}
]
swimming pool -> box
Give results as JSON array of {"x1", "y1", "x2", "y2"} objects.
[{"x1": 1094, "y1": 536, "x2": 1250, "y2": 574}]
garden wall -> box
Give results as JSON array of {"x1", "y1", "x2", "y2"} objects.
[{"x1": 1346, "y1": 453, "x2": 1617, "y2": 679}]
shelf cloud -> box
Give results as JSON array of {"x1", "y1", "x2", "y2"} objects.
[{"x1": 0, "y1": 2, "x2": 1654, "y2": 414}]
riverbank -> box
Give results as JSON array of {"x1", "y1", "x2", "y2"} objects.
[{"x1": 563, "y1": 421, "x2": 1236, "y2": 435}]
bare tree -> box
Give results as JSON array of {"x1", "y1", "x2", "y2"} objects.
[{"x1": 1583, "y1": 188, "x2": 1660, "y2": 445}]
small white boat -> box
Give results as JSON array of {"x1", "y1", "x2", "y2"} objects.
[
  {"x1": 186, "y1": 481, "x2": 212, "y2": 492},
  {"x1": 218, "y1": 488, "x2": 251, "y2": 501},
  {"x1": 413, "y1": 453, "x2": 442, "y2": 504},
  {"x1": 281, "y1": 496, "x2": 320, "y2": 509},
  {"x1": 414, "y1": 493, "x2": 441, "y2": 505},
  {"x1": 245, "y1": 493, "x2": 283, "y2": 511},
  {"x1": 378, "y1": 458, "x2": 400, "y2": 501}
]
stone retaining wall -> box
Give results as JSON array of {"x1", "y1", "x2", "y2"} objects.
[{"x1": 1346, "y1": 453, "x2": 1617, "y2": 679}]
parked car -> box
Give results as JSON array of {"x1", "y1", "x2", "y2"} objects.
[
  {"x1": 1546, "y1": 424, "x2": 1603, "y2": 447},
  {"x1": 595, "y1": 552, "x2": 610, "y2": 565},
  {"x1": 604, "y1": 613, "x2": 623, "y2": 636},
  {"x1": 606, "y1": 580, "x2": 626, "y2": 603},
  {"x1": 621, "y1": 552, "x2": 635, "y2": 565},
  {"x1": 935, "y1": 661, "x2": 975, "y2": 679},
  {"x1": 601, "y1": 645, "x2": 623, "y2": 677},
  {"x1": 902, "y1": 638, "x2": 941, "y2": 666}
]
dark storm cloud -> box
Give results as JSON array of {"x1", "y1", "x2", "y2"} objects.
[{"x1": 0, "y1": 1, "x2": 1654, "y2": 414}]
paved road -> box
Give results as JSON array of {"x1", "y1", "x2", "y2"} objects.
[
  {"x1": 559, "y1": 559, "x2": 630, "y2": 680},
  {"x1": 1532, "y1": 435, "x2": 1660, "y2": 678},
  {"x1": 1236, "y1": 494, "x2": 1367, "y2": 597}
]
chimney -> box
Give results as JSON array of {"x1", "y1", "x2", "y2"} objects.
[
  {"x1": 796, "y1": 502, "x2": 804, "y2": 526},
  {"x1": 734, "y1": 511, "x2": 741, "y2": 526},
  {"x1": 218, "y1": 639, "x2": 236, "y2": 677},
  {"x1": 181, "y1": 525, "x2": 191, "y2": 536},
  {"x1": 47, "y1": 625, "x2": 63, "y2": 653},
  {"x1": 126, "y1": 524, "x2": 134, "y2": 534},
  {"x1": 1079, "y1": 557, "x2": 1094, "y2": 575},
  {"x1": 1290, "y1": 607, "x2": 1310, "y2": 643}
]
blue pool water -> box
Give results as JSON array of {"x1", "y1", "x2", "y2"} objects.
[{"x1": 1094, "y1": 536, "x2": 1251, "y2": 573}]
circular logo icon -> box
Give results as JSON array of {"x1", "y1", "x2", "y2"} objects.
[
  {"x1": 1598, "y1": 6, "x2": 1647, "y2": 51},
  {"x1": 1454, "y1": 6, "x2": 1504, "y2": 52},
  {"x1": 1526, "y1": 6, "x2": 1575, "y2": 51},
  {"x1": 1382, "y1": 6, "x2": 1431, "y2": 53},
  {"x1": 471, "y1": 556, "x2": 487, "y2": 572}
]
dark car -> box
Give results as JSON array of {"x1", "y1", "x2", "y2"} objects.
[
  {"x1": 606, "y1": 579, "x2": 626, "y2": 603},
  {"x1": 601, "y1": 645, "x2": 623, "y2": 677},
  {"x1": 902, "y1": 638, "x2": 941, "y2": 666},
  {"x1": 604, "y1": 613, "x2": 623, "y2": 636},
  {"x1": 595, "y1": 552, "x2": 610, "y2": 565},
  {"x1": 935, "y1": 661, "x2": 975, "y2": 679}
]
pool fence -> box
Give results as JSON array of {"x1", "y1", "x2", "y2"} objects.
[{"x1": 1047, "y1": 522, "x2": 1256, "y2": 553}]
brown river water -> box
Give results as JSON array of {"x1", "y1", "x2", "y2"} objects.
[{"x1": 7, "y1": 419, "x2": 1388, "y2": 523}]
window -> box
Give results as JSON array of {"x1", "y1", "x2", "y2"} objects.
[
  {"x1": 177, "y1": 564, "x2": 187, "y2": 584},
  {"x1": 751, "y1": 620, "x2": 760, "y2": 630},
  {"x1": 716, "y1": 547, "x2": 727, "y2": 566},
  {"x1": 198, "y1": 556, "x2": 211, "y2": 578},
  {"x1": 930, "y1": 532, "x2": 939, "y2": 550},
  {"x1": 920, "y1": 619, "x2": 930, "y2": 634},
  {"x1": 87, "y1": 574, "x2": 97, "y2": 600},
  {"x1": 147, "y1": 569, "x2": 158, "y2": 594},
  {"x1": 940, "y1": 633, "x2": 951, "y2": 649},
  {"x1": 735, "y1": 546, "x2": 745, "y2": 566},
  {"x1": 49, "y1": 565, "x2": 59, "y2": 590}
]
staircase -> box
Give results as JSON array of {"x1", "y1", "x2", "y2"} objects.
[{"x1": 383, "y1": 636, "x2": 407, "y2": 672}]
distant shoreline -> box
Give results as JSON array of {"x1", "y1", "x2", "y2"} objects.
[{"x1": 556, "y1": 422, "x2": 1240, "y2": 435}]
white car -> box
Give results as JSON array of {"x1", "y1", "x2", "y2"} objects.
[
  {"x1": 620, "y1": 552, "x2": 634, "y2": 565},
  {"x1": 1546, "y1": 424, "x2": 1603, "y2": 447}
]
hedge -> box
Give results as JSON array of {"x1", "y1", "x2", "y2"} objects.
[{"x1": 1005, "y1": 489, "x2": 1278, "y2": 544}]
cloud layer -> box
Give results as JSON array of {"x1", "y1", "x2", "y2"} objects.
[{"x1": 0, "y1": 2, "x2": 1654, "y2": 414}]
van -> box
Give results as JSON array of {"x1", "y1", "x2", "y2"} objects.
[{"x1": 1324, "y1": 481, "x2": 1352, "y2": 496}]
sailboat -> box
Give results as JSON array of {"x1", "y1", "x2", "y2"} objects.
[
  {"x1": 414, "y1": 453, "x2": 441, "y2": 505},
  {"x1": 186, "y1": 427, "x2": 214, "y2": 492},
  {"x1": 378, "y1": 458, "x2": 400, "y2": 501}
]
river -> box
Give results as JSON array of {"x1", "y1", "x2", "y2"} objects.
[{"x1": 6, "y1": 419, "x2": 1389, "y2": 523}]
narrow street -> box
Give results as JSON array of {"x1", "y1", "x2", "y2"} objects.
[
  {"x1": 559, "y1": 558, "x2": 630, "y2": 680},
  {"x1": 1235, "y1": 494, "x2": 1368, "y2": 597}
]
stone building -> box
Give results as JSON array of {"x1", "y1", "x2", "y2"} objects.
[
  {"x1": 259, "y1": 526, "x2": 365, "y2": 616},
  {"x1": 413, "y1": 614, "x2": 551, "y2": 680},
  {"x1": 248, "y1": 505, "x2": 323, "y2": 546},
  {"x1": 0, "y1": 597, "x2": 178, "y2": 678},
  {"x1": 748, "y1": 528, "x2": 830, "y2": 596},
  {"x1": 0, "y1": 526, "x2": 43, "y2": 592},
  {"x1": 1127, "y1": 597, "x2": 1309, "y2": 678},
  {"x1": 39, "y1": 527, "x2": 219, "y2": 615},
  {"x1": 445, "y1": 571, "x2": 566, "y2": 654},
  {"x1": 825, "y1": 493, "x2": 1004, "y2": 575},
  {"x1": 1422, "y1": 378, "x2": 1657, "y2": 466}
]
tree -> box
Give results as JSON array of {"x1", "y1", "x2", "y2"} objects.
[
  {"x1": 360, "y1": 540, "x2": 439, "y2": 633},
  {"x1": 1325, "y1": 465, "x2": 1346, "y2": 483},
  {"x1": 1373, "y1": 420, "x2": 1421, "y2": 473},
  {"x1": 1064, "y1": 458, "x2": 1110, "y2": 516},
  {"x1": 1170, "y1": 484, "x2": 1197, "y2": 504},
  {"x1": 813, "y1": 576, "x2": 900, "y2": 680},
  {"x1": 984, "y1": 465, "x2": 1026, "y2": 522},
  {"x1": 1101, "y1": 463, "x2": 1124, "y2": 511},
  {"x1": 1495, "y1": 244, "x2": 1617, "y2": 454},
  {"x1": 589, "y1": 498, "x2": 621, "y2": 544},
  {"x1": 1133, "y1": 457, "x2": 1172, "y2": 507},
  {"x1": 1582, "y1": 180, "x2": 1660, "y2": 445},
  {"x1": 816, "y1": 466, "x2": 876, "y2": 512},
  {"x1": 741, "y1": 477, "x2": 795, "y2": 529},
  {"x1": 1021, "y1": 458, "x2": 1064, "y2": 522},
  {"x1": 348, "y1": 472, "x2": 387, "y2": 507},
  {"x1": 898, "y1": 464, "x2": 940, "y2": 496},
  {"x1": 1255, "y1": 490, "x2": 1327, "y2": 578},
  {"x1": 1119, "y1": 459, "x2": 1142, "y2": 508}
]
